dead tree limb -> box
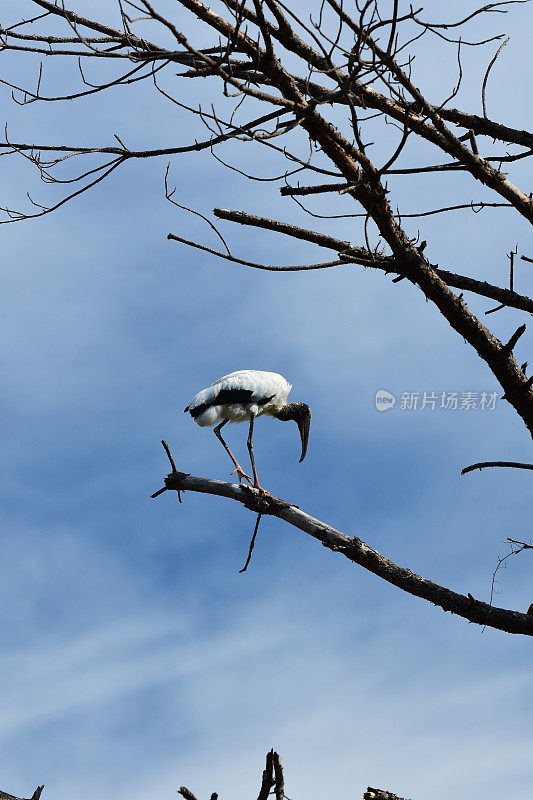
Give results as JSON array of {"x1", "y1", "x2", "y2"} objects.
[
  {"x1": 0, "y1": 788, "x2": 44, "y2": 800},
  {"x1": 0, "y1": 765, "x2": 415, "y2": 800},
  {"x1": 364, "y1": 790, "x2": 412, "y2": 800},
  {"x1": 257, "y1": 749, "x2": 275, "y2": 800},
  {"x1": 205, "y1": 207, "x2": 533, "y2": 313},
  {"x1": 151, "y1": 468, "x2": 533, "y2": 637},
  {"x1": 461, "y1": 460, "x2": 533, "y2": 475},
  {"x1": 172, "y1": 750, "x2": 413, "y2": 800}
]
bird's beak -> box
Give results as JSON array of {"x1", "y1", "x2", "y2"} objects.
[{"x1": 298, "y1": 415, "x2": 310, "y2": 462}]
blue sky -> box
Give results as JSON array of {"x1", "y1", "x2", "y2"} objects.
[{"x1": 1, "y1": 2, "x2": 533, "y2": 799}]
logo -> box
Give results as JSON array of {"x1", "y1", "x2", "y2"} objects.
[{"x1": 375, "y1": 389, "x2": 396, "y2": 412}]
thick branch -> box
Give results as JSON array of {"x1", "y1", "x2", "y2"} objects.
[
  {"x1": 289, "y1": 101, "x2": 533, "y2": 437},
  {"x1": 257, "y1": 750, "x2": 275, "y2": 800},
  {"x1": 213, "y1": 207, "x2": 354, "y2": 253},
  {"x1": 439, "y1": 106, "x2": 533, "y2": 148},
  {"x1": 152, "y1": 471, "x2": 533, "y2": 637}
]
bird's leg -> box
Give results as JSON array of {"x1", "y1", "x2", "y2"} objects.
[
  {"x1": 247, "y1": 414, "x2": 268, "y2": 494},
  {"x1": 214, "y1": 421, "x2": 253, "y2": 485}
]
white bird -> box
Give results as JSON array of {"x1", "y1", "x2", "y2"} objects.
[{"x1": 184, "y1": 370, "x2": 311, "y2": 491}]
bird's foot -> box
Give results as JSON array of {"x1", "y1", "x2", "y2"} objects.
[
  {"x1": 241, "y1": 484, "x2": 296, "y2": 513},
  {"x1": 230, "y1": 467, "x2": 254, "y2": 486},
  {"x1": 252, "y1": 482, "x2": 273, "y2": 498}
]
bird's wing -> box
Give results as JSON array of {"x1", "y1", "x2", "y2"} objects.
[
  {"x1": 187, "y1": 371, "x2": 288, "y2": 418},
  {"x1": 211, "y1": 369, "x2": 256, "y2": 386},
  {"x1": 212, "y1": 370, "x2": 290, "y2": 393},
  {"x1": 212, "y1": 371, "x2": 289, "y2": 401},
  {"x1": 212, "y1": 373, "x2": 271, "y2": 404}
]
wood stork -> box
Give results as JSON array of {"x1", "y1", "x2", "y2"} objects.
[{"x1": 184, "y1": 370, "x2": 311, "y2": 490}]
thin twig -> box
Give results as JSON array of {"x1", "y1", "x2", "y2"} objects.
[
  {"x1": 161, "y1": 439, "x2": 176, "y2": 471},
  {"x1": 482, "y1": 36, "x2": 509, "y2": 117},
  {"x1": 167, "y1": 233, "x2": 347, "y2": 271},
  {"x1": 488, "y1": 537, "x2": 533, "y2": 612},
  {"x1": 239, "y1": 513, "x2": 263, "y2": 572},
  {"x1": 461, "y1": 460, "x2": 533, "y2": 475},
  {"x1": 160, "y1": 439, "x2": 184, "y2": 502}
]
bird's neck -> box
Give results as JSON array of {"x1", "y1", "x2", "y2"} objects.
[{"x1": 274, "y1": 404, "x2": 296, "y2": 421}]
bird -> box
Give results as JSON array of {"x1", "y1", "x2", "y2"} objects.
[{"x1": 184, "y1": 370, "x2": 311, "y2": 491}]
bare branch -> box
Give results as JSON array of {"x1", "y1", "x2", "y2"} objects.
[
  {"x1": 239, "y1": 513, "x2": 263, "y2": 572},
  {"x1": 213, "y1": 207, "x2": 355, "y2": 252},
  {"x1": 209, "y1": 207, "x2": 533, "y2": 313},
  {"x1": 488, "y1": 536, "x2": 533, "y2": 610},
  {"x1": 461, "y1": 461, "x2": 533, "y2": 475},
  {"x1": 151, "y1": 466, "x2": 533, "y2": 637},
  {"x1": 482, "y1": 36, "x2": 509, "y2": 118},
  {"x1": 167, "y1": 232, "x2": 346, "y2": 271}
]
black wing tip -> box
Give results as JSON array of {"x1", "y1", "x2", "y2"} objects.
[{"x1": 184, "y1": 405, "x2": 189, "y2": 413}]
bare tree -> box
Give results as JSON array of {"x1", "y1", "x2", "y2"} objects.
[
  {"x1": 0, "y1": 750, "x2": 413, "y2": 800},
  {"x1": 2, "y1": 0, "x2": 533, "y2": 636}
]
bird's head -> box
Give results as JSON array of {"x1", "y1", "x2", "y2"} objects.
[{"x1": 275, "y1": 402, "x2": 311, "y2": 462}]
